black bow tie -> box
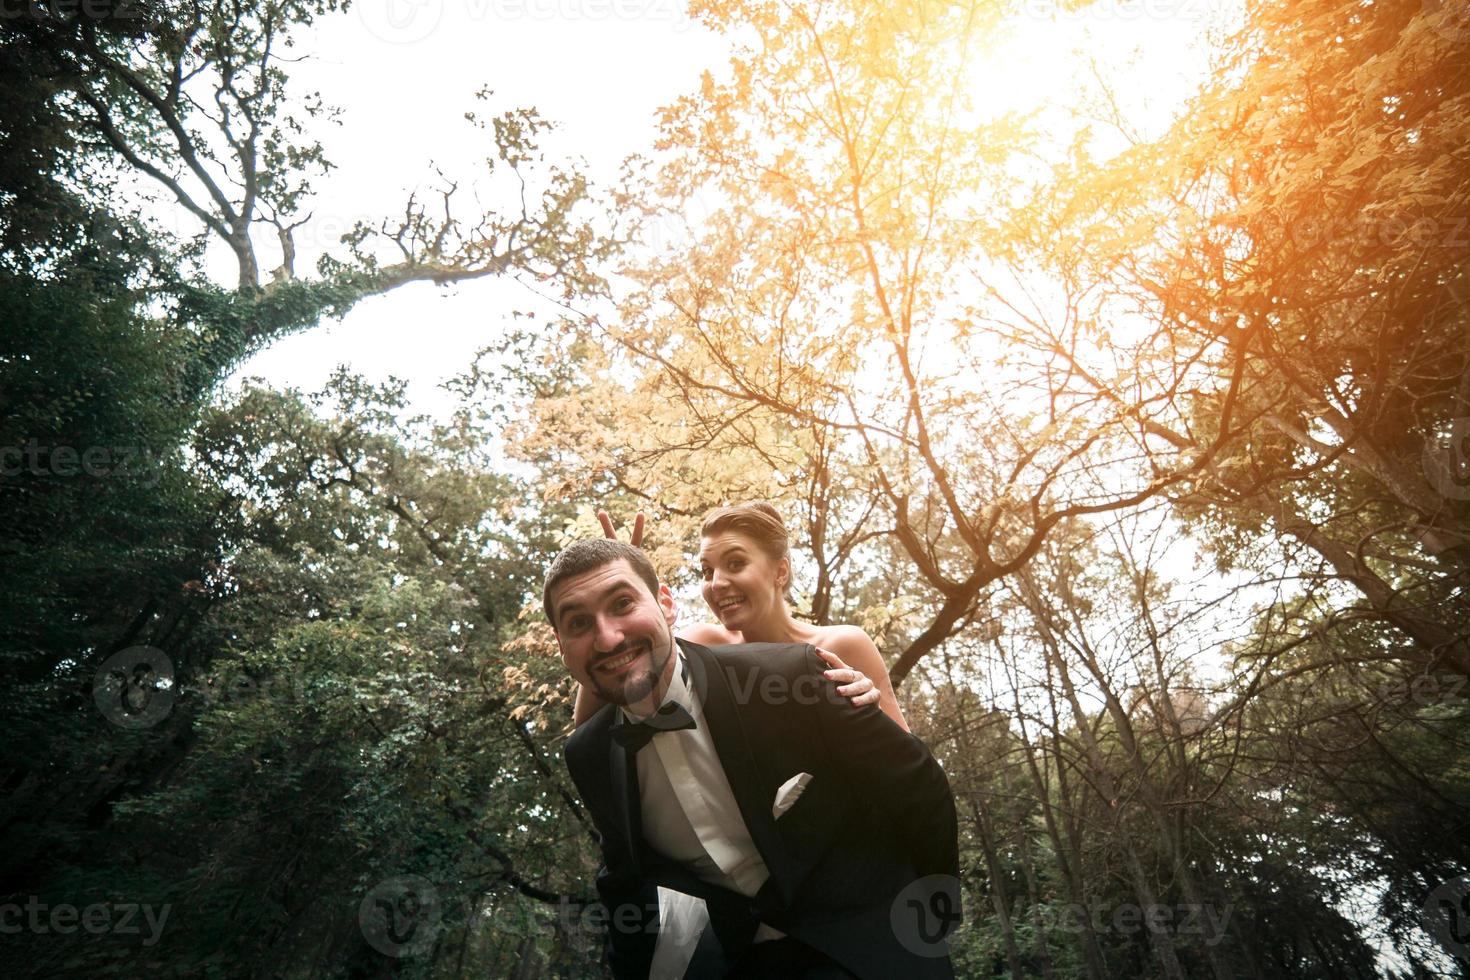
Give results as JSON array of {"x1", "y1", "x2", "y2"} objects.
[{"x1": 612, "y1": 701, "x2": 697, "y2": 752}]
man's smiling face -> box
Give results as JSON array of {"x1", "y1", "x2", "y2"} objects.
[{"x1": 550, "y1": 557, "x2": 677, "y2": 709}]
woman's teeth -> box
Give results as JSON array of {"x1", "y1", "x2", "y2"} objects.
[{"x1": 718, "y1": 596, "x2": 745, "y2": 610}]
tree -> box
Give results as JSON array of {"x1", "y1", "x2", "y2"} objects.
[
  {"x1": 0, "y1": 370, "x2": 608, "y2": 977},
  {"x1": 15, "y1": 0, "x2": 613, "y2": 368},
  {"x1": 525, "y1": 0, "x2": 1262, "y2": 690},
  {"x1": 1022, "y1": 0, "x2": 1470, "y2": 679}
]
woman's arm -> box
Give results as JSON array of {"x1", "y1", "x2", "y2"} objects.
[
  {"x1": 573, "y1": 682, "x2": 606, "y2": 727},
  {"x1": 821, "y1": 627, "x2": 910, "y2": 732}
]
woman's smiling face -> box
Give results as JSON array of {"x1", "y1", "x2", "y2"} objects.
[{"x1": 699, "y1": 530, "x2": 788, "y2": 631}]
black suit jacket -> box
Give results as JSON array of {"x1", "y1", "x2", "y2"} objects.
[{"x1": 564, "y1": 639, "x2": 960, "y2": 979}]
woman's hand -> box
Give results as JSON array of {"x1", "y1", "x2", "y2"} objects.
[
  {"x1": 814, "y1": 647, "x2": 880, "y2": 708},
  {"x1": 597, "y1": 509, "x2": 645, "y2": 547}
]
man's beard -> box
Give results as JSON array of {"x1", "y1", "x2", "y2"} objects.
[{"x1": 588, "y1": 628, "x2": 674, "y2": 707}]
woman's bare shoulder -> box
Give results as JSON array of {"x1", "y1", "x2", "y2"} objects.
[
  {"x1": 808, "y1": 623, "x2": 890, "y2": 673},
  {"x1": 808, "y1": 622, "x2": 876, "y2": 650},
  {"x1": 677, "y1": 621, "x2": 742, "y2": 645}
]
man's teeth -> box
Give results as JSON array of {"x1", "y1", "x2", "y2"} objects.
[{"x1": 601, "y1": 649, "x2": 641, "y2": 670}]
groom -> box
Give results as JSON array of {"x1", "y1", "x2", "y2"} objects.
[{"x1": 547, "y1": 538, "x2": 961, "y2": 978}]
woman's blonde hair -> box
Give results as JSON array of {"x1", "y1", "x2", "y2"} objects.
[{"x1": 699, "y1": 501, "x2": 790, "y2": 564}]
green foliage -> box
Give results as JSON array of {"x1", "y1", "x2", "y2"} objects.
[{"x1": 5, "y1": 0, "x2": 1470, "y2": 976}]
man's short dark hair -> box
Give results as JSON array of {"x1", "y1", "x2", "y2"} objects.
[{"x1": 542, "y1": 539, "x2": 661, "y2": 628}]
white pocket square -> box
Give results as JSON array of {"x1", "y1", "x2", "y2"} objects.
[{"x1": 772, "y1": 772, "x2": 813, "y2": 819}]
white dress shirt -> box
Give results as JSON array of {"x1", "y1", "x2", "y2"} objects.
[{"x1": 624, "y1": 647, "x2": 784, "y2": 944}]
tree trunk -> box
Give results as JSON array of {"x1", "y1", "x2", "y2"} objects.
[{"x1": 972, "y1": 795, "x2": 1028, "y2": 980}]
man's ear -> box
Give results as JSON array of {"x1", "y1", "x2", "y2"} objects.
[{"x1": 657, "y1": 583, "x2": 677, "y2": 626}]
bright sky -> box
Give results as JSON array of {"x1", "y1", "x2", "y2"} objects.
[
  {"x1": 224, "y1": 0, "x2": 727, "y2": 416},
  {"x1": 224, "y1": 0, "x2": 1233, "y2": 419}
]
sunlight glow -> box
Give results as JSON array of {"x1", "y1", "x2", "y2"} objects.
[{"x1": 966, "y1": 0, "x2": 1226, "y2": 155}]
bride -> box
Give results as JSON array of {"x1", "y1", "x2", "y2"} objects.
[{"x1": 574, "y1": 502, "x2": 908, "y2": 977}]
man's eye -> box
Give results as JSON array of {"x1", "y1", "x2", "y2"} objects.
[
  {"x1": 614, "y1": 596, "x2": 633, "y2": 610},
  {"x1": 566, "y1": 617, "x2": 588, "y2": 632}
]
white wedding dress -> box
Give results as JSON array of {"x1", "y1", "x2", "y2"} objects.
[{"x1": 648, "y1": 887, "x2": 711, "y2": 979}]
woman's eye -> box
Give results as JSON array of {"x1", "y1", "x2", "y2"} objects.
[
  {"x1": 729, "y1": 560, "x2": 745, "y2": 571},
  {"x1": 700, "y1": 567, "x2": 712, "y2": 580}
]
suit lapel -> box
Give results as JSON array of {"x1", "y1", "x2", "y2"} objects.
[{"x1": 680, "y1": 639, "x2": 798, "y2": 908}]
